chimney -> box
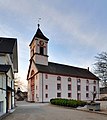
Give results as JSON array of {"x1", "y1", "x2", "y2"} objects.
[{"x1": 87, "y1": 67, "x2": 89, "y2": 71}]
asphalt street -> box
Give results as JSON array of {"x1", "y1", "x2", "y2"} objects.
[{"x1": 3, "y1": 101, "x2": 107, "y2": 120}]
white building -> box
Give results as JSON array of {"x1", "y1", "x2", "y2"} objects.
[
  {"x1": 27, "y1": 25, "x2": 100, "y2": 103},
  {"x1": 0, "y1": 37, "x2": 18, "y2": 115}
]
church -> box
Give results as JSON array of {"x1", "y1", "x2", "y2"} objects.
[{"x1": 27, "y1": 24, "x2": 100, "y2": 102}]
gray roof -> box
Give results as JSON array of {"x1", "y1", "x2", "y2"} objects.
[
  {"x1": 0, "y1": 37, "x2": 18, "y2": 73},
  {"x1": 34, "y1": 28, "x2": 49, "y2": 40},
  {"x1": 30, "y1": 27, "x2": 49, "y2": 46},
  {"x1": 35, "y1": 62, "x2": 99, "y2": 80},
  {"x1": 0, "y1": 64, "x2": 11, "y2": 73},
  {"x1": 0, "y1": 37, "x2": 16, "y2": 54}
]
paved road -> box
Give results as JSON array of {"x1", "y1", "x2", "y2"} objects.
[{"x1": 3, "y1": 101, "x2": 107, "y2": 120}]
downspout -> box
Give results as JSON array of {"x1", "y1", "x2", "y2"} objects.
[
  {"x1": 5, "y1": 73, "x2": 8, "y2": 113},
  {"x1": 42, "y1": 73, "x2": 44, "y2": 103},
  {"x1": 11, "y1": 80, "x2": 13, "y2": 109}
]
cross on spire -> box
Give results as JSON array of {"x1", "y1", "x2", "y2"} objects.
[{"x1": 38, "y1": 18, "x2": 41, "y2": 28}]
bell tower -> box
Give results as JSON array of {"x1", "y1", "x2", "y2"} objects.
[{"x1": 29, "y1": 24, "x2": 49, "y2": 66}]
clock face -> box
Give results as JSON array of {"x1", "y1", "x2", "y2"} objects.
[{"x1": 39, "y1": 40, "x2": 44, "y2": 47}]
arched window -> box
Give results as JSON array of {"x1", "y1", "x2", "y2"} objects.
[
  {"x1": 68, "y1": 77, "x2": 71, "y2": 82},
  {"x1": 77, "y1": 79, "x2": 81, "y2": 83},
  {"x1": 57, "y1": 76, "x2": 61, "y2": 81},
  {"x1": 31, "y1": 70, "x2": 34, "y2": 76},
  {"x1": 93, "y1": 80, "x2": 96, "y2": 84},
  {"x1": 86, "y1": 80, "x2": 89, "y2": 84}
]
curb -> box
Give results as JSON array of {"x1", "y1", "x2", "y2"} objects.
[
  {"x1": 76, "y1": 108, "x2": 107, "y2": 116},
  {"x1": 0, "y1": 113, "x2": 10, "y2": 120},
  {"x1": 50, "y1": 104, "x2": 107, "y2": 116}
]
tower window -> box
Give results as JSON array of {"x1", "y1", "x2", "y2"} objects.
[{"x1": 40, "y1": 47, "x2": 44, "y2": 55}]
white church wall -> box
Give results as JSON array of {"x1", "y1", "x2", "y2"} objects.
[
  {"x1": 36, "y1": 73, "x2": 99, "y2": 102},
  {"x1": 38, "y1": 73, "x2": 42, "y2": 102},
  {"x1": 27, "y1": 26, "x2": 100, "y2": 103},
  {"x1": 27, "y1": 61, "x2": 38, "y2": 79},
  {"x1": 71, "y1": 77, "x2": 77, "y2": 99},
  {"x1": 34, "y1": 54, "x2": 48, "y2": 66},
  {"x1": 81, "y1": 79, "x2": 87, "y2": 100},
  {"x1": 34, "y1": 74, "x2": 40, "y2": 102},
  {"x1": 44, "y1": 74, "x2": 57, "y2": 101},
  {"x1": 61, "y1": 76, "x2": 68, "y2": 98},
  {"x1": 27, "y1": 63, "x2": 38, "y2": 102},
  {"x1": 27, "y1": 80, "x2": 31, "y2": 101}
]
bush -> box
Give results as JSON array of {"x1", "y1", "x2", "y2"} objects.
[{"x1": 50, "y1": 98, "x2": 87, "y2": 108}]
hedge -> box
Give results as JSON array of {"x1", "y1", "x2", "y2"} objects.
[{"x1": 50, "y1": 98, "x2": 87, "y2": 108}]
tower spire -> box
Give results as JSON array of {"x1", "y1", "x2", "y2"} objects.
[{"x1": 38, "y1": 24, "x2": 40, "y2": 28}]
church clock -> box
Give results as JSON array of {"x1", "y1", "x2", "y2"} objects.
[{"x1": 39, "y1": 40, "x2": 44, "y2": 47}]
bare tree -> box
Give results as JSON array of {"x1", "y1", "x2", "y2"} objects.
[
  {"x1": 14, "y1": 78, "x2": 27, "y2": 92},
  {"x1": 94, "y1": 52, "x2": 107, "y2": 87}
]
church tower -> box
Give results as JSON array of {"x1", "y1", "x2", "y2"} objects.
[{"x1": 29, "y1": 24, "x2": 49, "y2": 66}]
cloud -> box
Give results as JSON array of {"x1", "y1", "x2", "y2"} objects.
[
  {"x1": 0, "y1": 0, "x2": 107, "y2": 78},
  {"x1": 36, "y1": 2, "x2": 107, "y2": 52},
  {"x1": 0, "y1": 0, "x2": 32, "y2": 15},
  {"x1": 0, "y1": 23, "x2": 29, "y2": 81}
]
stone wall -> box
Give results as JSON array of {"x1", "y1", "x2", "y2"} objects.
[{"x1": 96, "y1": 101, "x2": 107, "y2": 110}]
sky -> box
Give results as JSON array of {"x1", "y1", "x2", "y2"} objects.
[{"x1": 0, "y1": 0, "x2": 107, "y2": 90}]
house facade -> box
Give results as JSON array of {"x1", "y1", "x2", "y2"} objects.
[
  {"x1": 0, "y1": 37, "x2": 18, "y2": 115},
  {"x1": 100, "y1": 87, "x2": 107, "y2": 99},
  {"x1": 27, "y1": 25, "x2": 100, "y2": 102}
]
